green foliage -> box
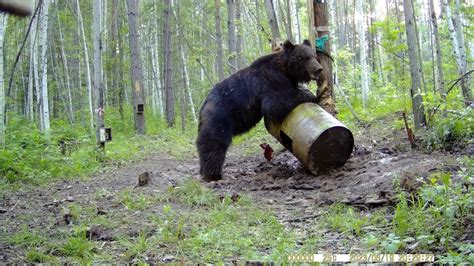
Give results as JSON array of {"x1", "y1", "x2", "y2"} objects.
[
  {"x1": 420, "y1": 109, "x2": 474, "y2": 152},
  {"x1": 0, "y1": 107, "x2": 198, "y2": 189}
]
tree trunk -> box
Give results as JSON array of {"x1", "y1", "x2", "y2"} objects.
[
  {"x1": 357, "y1": 1, "x2": 369, "y2": 108},
  {"x1": 215, "y1": 0, "x2": 225, "y2": 81},
  {"x1": 264, "y1": 0, "x2": 280, "y2": 47},
  {"x1": 227, "y1": 0, "x2": 237, "y2": 73},
  {"x1": 235, "y1": 0, "x2": 243, "y2": 69},
  {"x1": 0, "y1": 14, "x2": 7, "y2": 145},
  {"x1": 430, "y1": 0, "x2": 446, "y2": 117},
  {"x1": 76, "y1": 0, "x2": 94, "y2": 131},
  {"x1": 163, "y1": 0, "x2": 175, "y2": 127},
  {"x1": 285, "y1": 0, "x2": 293, "y2": 42},
  {"x1": 93, "y1": 0, "x2": 105, "y2": 149},
  {"x1": 151, "y1": 47, "x2": 164, "y2": 118},
  {"x1": 444, "y1": 0, "x2": 471, "y2": 105},
  {"x1": 314, "y1": 1, "x2": 336, "y2": 115},
  {"x1": 57, "y1": 13, "x2": 74, "y2": 123},
  {"x1": 403, "y1": 0, "x2": 427, "y2": 129},
  {"x1": 26, "y1": 1, "x2": 36, "y2": 121},
  {"x1": 127, "y1": 0, "x2": 146, "y2": 133},
  {"x1": 293, "y1": 0, "x2": 301, "y2": 43},
  {"x1": 39, "y1": 0, "x2": 51, "y2": 134}
]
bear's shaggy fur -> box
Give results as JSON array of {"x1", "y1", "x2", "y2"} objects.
[{"x1": 197, "y1": 40, "x2": 323, "y2": 181}]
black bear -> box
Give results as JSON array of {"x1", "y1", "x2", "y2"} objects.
[{"x1": 197, "y1": 40, "x2": 323, "y2": 181}]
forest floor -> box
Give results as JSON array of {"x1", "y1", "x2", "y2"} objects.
[{"x1": 1, "y1": 114, "x2": 472, "y2": 263}]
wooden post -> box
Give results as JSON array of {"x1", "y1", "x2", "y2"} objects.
[{"x1": 313, "y1": 0, "x2": 336, "y2": 116}]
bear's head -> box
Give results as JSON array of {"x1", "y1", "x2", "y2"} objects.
[{"x1": 282, "y1": 39, "x2": 323, "y2": 83}]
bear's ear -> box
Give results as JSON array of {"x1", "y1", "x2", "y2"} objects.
[
  {"x1": 283, "y1": 40, "x2": 295, "y2": 51},
  {"x1": 302, "y1": 39, "x2": 312, "y2": 47}
]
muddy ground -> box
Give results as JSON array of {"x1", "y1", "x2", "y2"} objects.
[{"x1": 0, "y1": 120, "x2": 467, "y2": 262}]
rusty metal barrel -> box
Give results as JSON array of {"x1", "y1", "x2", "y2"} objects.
[{"x1": 265, "y1": 102, "x2": 354, "y2": 174}]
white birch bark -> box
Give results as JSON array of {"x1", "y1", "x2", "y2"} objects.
[
  {"x1": 0, "y1": 14, "x2": 7, "y2": 145},
  {"x1": 39, "y1": 0, "x2": 50, "y2": 133},
  {"x1": 357, "y1": 1, "x2": 369, "y2": 108}
]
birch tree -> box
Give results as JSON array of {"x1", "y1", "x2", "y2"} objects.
[
  {"x1": 0, "y1": 13, "x2": 7, "y2": 145},
  {"x1": 357, "y1": 1, "x2": 369, "y2": 108},
  {"x1": 403, "y1": 0, "x2": 427, "y2": 129},
  {"x1": 57, "y1": 13, "x2": 74, "y2": 123},
  {"x1": 39, "y1": 0, "x2": 51, "y2": 133},
  {"x1": 76, "y1": 0, "x2": 94, "y2": 130},
  {"x1": 444, "y1": 0, "x2": 471, "y2": 105},
  {"x1": 215, "y1": 0, "x2": 225, "y2": 81},
  {"x1": 430, "y1": 0, "x2": 446, "y2": 116}
]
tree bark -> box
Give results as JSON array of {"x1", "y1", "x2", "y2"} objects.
[
  {"x1": 163, "y1": 0, "x2": 175, "y2": 127},
  {"x1": 215, "y1": 0, "x2": 225, "y2": 81},
  {"x1": 0, "y1": 14, "x2": 7, "y2": 145},
  {"x1": 227, "y1": 0, "x2": 237, "y2": 73},
  {"x1": 429, "y1": 0, "x2": 446, "y2": 117},
  {"x1": 314, "y1": 1, "x2": 336, "y2": 115},
  {"x1": 403, "y1": 0, "x2": 427, "y2": 129},
  {"x1": 39, "y1": 0, "x2": 50, "y2": 134},
  {"x1": 76, "y1": 0, "x2": 94, "y2": 131},
  {"x1": 235, "y1": 0, "x2": 243, "y2": 69},
  {"x1": 444, "y1": 0, "x2": 471, "y2": 105},
  {"x1": 127, "y1": 0, "x2": 146, "y2": 133},
  {"x1": 264, "y1": 0, "x2": 280, "y2": 47},
  {"x1": 57, "y1": 13, "x2": 74, "y2": 123},
  {"x1": 94, "y1": 0, "x2": 105, "y2": 149},
  {"x1": 357, "y1": 1, "x2": 369, "y2": 109}
]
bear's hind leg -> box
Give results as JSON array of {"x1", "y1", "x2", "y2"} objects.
[{"x1": 197, "y1": 123, "x2": 232, "y2": 182}]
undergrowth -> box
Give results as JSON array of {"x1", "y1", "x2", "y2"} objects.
[
  {"x1": 0, "y1": 107, "x2": 197, "y2": 190},
  {"x1": 310, "y1": 157, "x2": 474, "y2": 264}
]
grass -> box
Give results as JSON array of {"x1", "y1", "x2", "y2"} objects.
[
  {"x1": 0, "y1": 108, "x2": 198, "y2": 192},
  {"x1": 3, "y1": 160, "x2": 473, "y2": 264}
]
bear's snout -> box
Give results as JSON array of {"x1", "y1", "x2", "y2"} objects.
[{"x1": 309, "y1": 60, "x2": 323, "y2": 80}]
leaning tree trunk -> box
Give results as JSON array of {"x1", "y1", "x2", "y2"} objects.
[
  {"x1": 76, "y1": 0, "x2": 94, "y2": 131},
  {"x1": 163, "y1": 0, "x2": 175, "y2": 127},
  {"x1": 93, "y1": 0, "x2": 105, "y2": 149},
  {"x1": 57, "y1": 13, "x2": 74, "y2": 123},
  {"x1": 0, "y1": 14, "x2": 7, "y2": 145},
  {"x1": 264, "y1": 0, "x2": 280, "y2": 48},
  {"x1": 39, "y1": 0, "x2": 51, "y2": 134},
  {"x1": 127, "y1": 0, "x2": 146, "y2": 133},
  {"x1": 403, "y1": 0, "x2": 426, "y2": 129},
  {"x1": 429, "y1": 0, "x2": 446, "y2": 117}
]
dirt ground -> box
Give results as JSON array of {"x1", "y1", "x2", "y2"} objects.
[{"x1": 0, "y1": 119, "x2": 466, "y2": 262}]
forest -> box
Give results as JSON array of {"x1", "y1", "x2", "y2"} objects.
[{"x1": 0, "y1": 0, "x2": 473, "y2": 264}]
